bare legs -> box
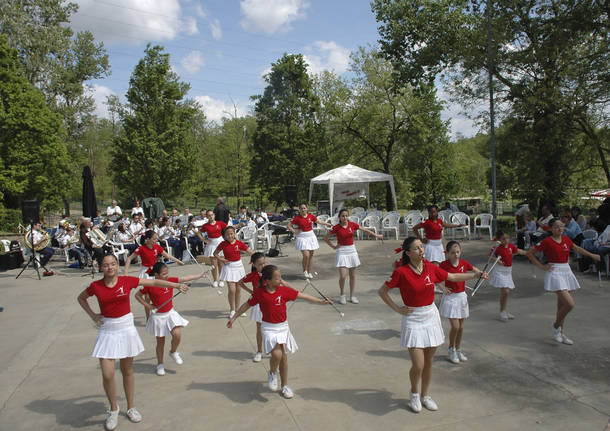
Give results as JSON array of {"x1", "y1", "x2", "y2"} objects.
[
  {"x1": 100, "y1": 357, "x2": 135, "y2": 410},
  {"x1": 270, "y1": 344, "x2": 288, "y2": 387},
  {"x1": 300, "y1": 250, "x2": 314, "y2": 274},
  {"x1": 256, "y1": 322, "x2": 262, "y2": 353},
  {"x1": 554, "y1": 290, "x2": 575, "y2": 330},
  {"x1": 338, "y1": 267, "x2": 357, "y2": 297},
  {"x1": 448, "y1": 318, "x2": 464, "y2": 349},
  {"x1": 211, "y1": 257, "x2": 223, "y2": 282},
  {"x1": 407, "y1": 347, "x2": 436, "y2": 397},
  {"x1": 499, "y1": 287, "x2": 510, "y2": 311},
  {"x1": 227, "y1": 281, "x2": 240, "y2": 312}
]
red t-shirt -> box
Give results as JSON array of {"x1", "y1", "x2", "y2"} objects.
[
  {"x1": 86, "y1": 276, "x2": 140, "y2": 318},
  {"x1": 439, "y1": 259, "x2": 474, "y2": 293},
  {"x1": 247, "y1": 284, "x2": 299, "y2": 323},
  {"x1": 139, "y1": 276, "x2": 178, "y2": 313},
  {"x1": 385, "y1": 259, "x2": 448, "y2": 307},
  {"x1": 201, "y1": 221, "x2": 227, "y2": 239},
  {"x1": 291, "y1": 214, "x2": 317, "y2": 232},
  {"x1": 135, "y1": 244, "x2": 164, "y2": 270},
  {"x1": 216, "y1": 240, "x2": 248, "y2": 261},
  {"x1": 242, "y1": 271, "x2": 262, "y2": 290},
  {"x1": 330, "y1": 222, "x2": 360, "y2": 246},
  {"x1": 422, "y1": 218, "x2": 444, "y2": 240},
  {"x1": 493, "y1": 243, "x2": 518, "y2": 267},
  {"x1": 535, "y1": 236, "x2": 573, "y2": 263}
]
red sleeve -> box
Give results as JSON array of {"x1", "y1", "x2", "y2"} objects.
[
  {"x1": 463, "y1": 260, "x2": 474, "y2": 271},
  {"x1": 86, "y1": 283, "x2": 95, "y2": 296},
  {"x1": 565, "y1": 237, "x2": 574, "y2": 249},
  {"x1": 247, "y1": 288, "x2": 259, "y2": 306},
  {"x1": 168, "y1": 277, "x2": 179, "y2": 283},
  {"x1": 139, "y1": 285, "x2": 150, "y2": 294},
  {"x1": 215, "y1": 241, "x2": 226, "y2": 253},
  {"x1": 510, "y1": 244, "x2": 518, "y2": 254},
  {"x1": 385, "y1": 268, "x2": 403, "y2": 289},
  {"x1": 535, "y1": 238, "x2": 547, "y2": 252},
  {"x1": 219, "y1": 221, "x2": 227, "y2": 230},
  {"x1": 310, "y1": 214, "x2": 317, "y2": 223},
  {"x1": 125, "y1": 276, "x2": 141, "y2": 291},
  {"x1": 238, "y1": 241, "x2": 248, "y2": 251},
  {"x1": 431, "y1": 264, "x2": 449, "y2": 283},
  {"x1": 134, "y1": 245, "x2": 143, "y2": 256},
  {"x1": 282, "y1": 285, "x2": 299, "y2": 301},
  {"x1": 352, "y1": 222, "x2": 360, "y2": 231},
  {"x1": 330, "y1": 224, "x2": 338, "y2": 235},
  {"x1": 290, "y1": 216, "x2": 297, "y2": 225},
  {"x1": 439, "y1": 260, "x2": 451, "y2": 271},
  {"x1": 242, "y1": 272, "x2": 255, "y2": 283},
  {"x1": 155, "y1": 244, "x2": 164, "y2": 254}
]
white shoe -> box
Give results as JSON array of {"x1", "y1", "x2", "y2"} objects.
[
  {"x1": 552, "y1": 325, "x2": 563, "y2": 343},
  {"x1": 241, "y1": 312, "x2": 247, "y2": 317},
  {"x1": 350, "y1": 296, "x2": 359, "y2": 304},
  {"x1": 126, "y1": 407, "x2": 142, "y2": 423},
  {"x1": 213, "y1": 280, "x2": 219, "y2": 288},
  {"x1": 448, "y1": 347, "x2": 459, "y2": 364},
  {"x1": 421, "y1": 395, "x2": 438, "y2": 411},
  {"x1": 268, "y1": 371, "x2": 279, "y2": 391},
  {"x1": 170, "y1": 351, "x2": 183, "y2": 365},
  {"x1": 218, "y1": 280, "x2": 225, "y2": 287},
  {"x1": 252, "y1": 352, "x2": 262, "y2": 362},
  {"x1": 105, "y1": 408, "x2": 119, "y2": 430},
  {"x1": 499, "y1": 311, "x2": 509, "y2": 322},
  {"x1": 561, "y1": 333, "x2": 573, "y2": 345},
  {"x1": 506, "y1": 311, "x2": 515, "y2": 319},
  {"x1": 339, "y1": 295, "x2": 347, "y2": 305},
  {"x1": 281, "y1": 386, "x2": 294, "y2": 399},
  {"x1": 407, "y1": 392, "x2": 422, "y2": 413},
  {"x1": 156, "y1": 364, "x2": 165, "y2": 376},
  {"x1": 229, "y1": 310, "x2": 236, "y2": 319},
  {"x1": 457, "y1": 350, "x2": 468, "y2": 362},
  {"x1": 304, "y1": 271, "x2": 310, "y2": 279}
]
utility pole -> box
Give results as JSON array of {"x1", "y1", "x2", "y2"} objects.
[{"x1": 487, "y1": 0, "x2": 497, "y2": 233}]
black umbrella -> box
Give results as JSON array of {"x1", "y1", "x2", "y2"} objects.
[{"x1": 82, "y1": 166, "x2": 98, "y2": 218}]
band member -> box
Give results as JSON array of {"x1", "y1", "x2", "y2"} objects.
[
  {"x1": 185, "y1": 215, "x2": 204, "y2": 256},
  {"x1": 106, "y1": 200, "x2": 122, "y2": 223},
  {"x1": 57, "y1": 225, "x2": 86, "y2": 267},
  {"x1": 77, "y1": 254, "x2": 188, "y2": 431},
  {"x1": 80, "y1": 218, "x2": 111, "y2": 268},
  {"x1": 31, "y1": 222, "x2": 54, "y2": 276},
  {"x1": 131, "y1": 200, "x2": 144, "y2": 217},
  {"x1": 129, "y1": 214, "x2": 145, "y2": 245},
  {"x1": 157, "y1": 217, "x2": 185, "y2": 259},
  {"x1": 115, "y1": 223, "x2": 138, "y2": 254}
]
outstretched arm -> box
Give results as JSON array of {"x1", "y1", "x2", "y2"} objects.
[
  {"x1": 161, "y1": 250, "x2": 184, "y2": 266},
  {"x1": 360, "y1": 227, "x2": 383, "y2": 239},
  {"x1": 237, "y1": 279, "x2": 253, "y2": 295},
  {"x1": 178, "y1": 269, "x2": 211, "y2": 283},
  {"x1": 297, "y1": 291, "x2": 332, "y2": 304},
  {"x1": 572, "y1": 245, "x2": 601, "y2": 262},
  {"x1": 139, "y1": 278, "x2": 189, "y2": 293}
]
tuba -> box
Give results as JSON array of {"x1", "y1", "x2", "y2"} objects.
[
  {"x1": 24, "y1": 227, "x2": 51, "y2": 251},
  {"x1": 86, "y1": 226, "x2": 108, "y2": 248}
]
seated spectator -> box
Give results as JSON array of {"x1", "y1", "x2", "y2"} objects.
[
  {"x1": 571, "y1": 206, "x2": 586, "y2": 231},
  {"x1": 560, "y1": 206, "x2": 583, "y2": 245},
  {"x1": 582, "y1": 220, "x2": 609, "y2": 272},
  {"x1": 586, "y1": 208, "x2": 598, "y2": 230},
  {"x1": 517, "y1": 211, "x2": 537, "y2": 248}
]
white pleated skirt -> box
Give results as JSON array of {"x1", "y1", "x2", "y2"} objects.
[
  {"x1": 295, "y1": 230, "x2": 319, "y2": 251},
  {"x1": 220, "y1": 260, "x2": 246, "y2": 282},
  {"x1": 145, "y1": 308, "x2": 189, "y2": 337},
  {"x1": 261, "y1": 321, "x2": 298, "y2": 355},
  {"x1": 139, "y1": 267, "x2": 153, "y2": 279},
  {"x1": 92, "y1": 313, "x2": 145, "y2": 359},
  {"x1": 400, "y1": 304, "x2": 445, "y2": 349},
  {"x1": 250, "y1": 304, "x2": 263, "y2": 323},
  {"x1": 424, "y1": 239, "x2": 444, "y2": 263},
  {"x1": 204, "y1": 237, "x2": 223, "y2": 257},
  {"x1": 544, "y1": 263, "x2": 580, "y2": 292},
  {"x1": 439, "y1": 291, "x2": 469, "y2": 319},
  {"x1": 335, "y1": 245, "x2": 360, "y2": 268},
  {"x1": 490, "y1": 265, "x2": 515, "y2": 289}
]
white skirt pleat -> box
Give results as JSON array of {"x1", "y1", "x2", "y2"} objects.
[
  {"x1": 204, "y1": 236, "x2": 223, "y2": 257},
  {"x1": 145, "y1": 308, "x2": 189, "y2": 337},
  {"x1": 138, "y1": 267, "x2": 154, "y2": 279},
  {"x1": 490, "y1": 265, "x2": 515, "y2": 289},
  {"x1": 261, "y1": 321, "x2": 298, "y2": 355},
  {"x1": 295, "y1": 230, "x2": 319, "y2": 251},
  {"x1": 439, "y1": 291, "x2": 469, "y2": 319},
  {"x1": 220, "y1": 260, "x2": 246, "y2": 282},
  {"x1": 544, "y1": 263, "x2": 580, "y2": 292},
  {"x1": 250, "y1": 304, "x2": 263, "y2": 323},
  {"x1": 400, "y1": 304, "x2": 445, "y2": 349},
  {"x1": 335, "y1": 245, "x2": 360, "y2": 268},
  {"x1": 424, "y1": 239, "x2": 444, "y2": 263},
  {"x1": 92, "y1": 313, "x2": 145, "y2": 359}
]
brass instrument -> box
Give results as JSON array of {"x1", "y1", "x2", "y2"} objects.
[
  {"x1": 24, "y1": 227, "x2": 51, "y2": 251},
  {"x1": 86, "y1": 226, "x2": 108, "y2": 248}
]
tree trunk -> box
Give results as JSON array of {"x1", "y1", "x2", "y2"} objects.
[{"x1": 63, "y1": 196, "x2": 70, "y2": 217}]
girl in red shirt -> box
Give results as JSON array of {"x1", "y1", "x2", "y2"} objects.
[
  {"x1": 77, "y1": 254, "x2": 188, "y2": 431},
  {"x1": 413, "y1": 205, "x2": 466, "y2": 265},
  {"x1": 488, "y1": 231, "x2": 527, "y2": 322},
  {"x1": 286, "y1": 203, "x2": 332, "y2": 279},
  {"x1": 439, "y1": 241, "x2": 483, "y2": 364},
  {"x1": 214, "y1": 226, "x2": 254, "y2": 319},
  {"x1": 527, "y1": 218, "x2": 600, "y2": 345},
  {"x1": 228, "y1": 264, "x2": 331, "y2": 399},
  {"x1": 124, "y1": 230, "x2": 184, "y2": 279},
  {"x1": 197, "y1": 210, "x2": 228, "y2": 288},
  {"x1": 135, "y1": 262, "x2": 203, "y2": 377},
  {"x1": 378, "y1": 237, "x2": 487, "y2": 413},
  {"x1": 324, "y1": 208, "x2": 382, "y2": 304}
]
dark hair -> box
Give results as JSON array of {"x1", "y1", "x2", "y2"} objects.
[
  {"x1": 427, "y1": 204, "x2": 438, "y2": 212},
  {"x1": 250, "y1": 252, "x2": 265, "y2": 272},
  {"x1": 151, "y1": 261, "x2": 167, "y2": 275},
  {"x1": 548, "y1": 217, "x2": 560, "y2": 228},
  {"x1": 445, "y1": 240, "x2": 461, "y2": 252},
  {"x1": 145, "y1": 219, "x2": 153, "y2": 228},
  {"x1": 338, "y1": 208, "x2": 349, "y2": 217},
  {"x1": 400, "y1": 237, "x2": 419, "y2": 266},
  {"x1": 299, "y1": 203, "x2": 308, "y2": 208},
  {"x1": 118, "y1": 224, "x2": 126, "y2": 233},
  {"x1": 495, "y1": 230, "x2": 506, "y2": 239},
  {"x1": 102, "y1": 253, "x2": 118, "y2": 263},
  {"x1": 144, "y1": 229, "x2": 156, "y2": 240},
  {"x1": 223, "y1": 225, "x2": 235, "y2": 239},
  {"x1": 258, "y1": 264, "x2": 279, "y2": 289}
]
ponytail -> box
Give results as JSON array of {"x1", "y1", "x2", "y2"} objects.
[
  {"x1": 259, "y1": 264, "x2": 278, "y2": 289},
  {"x1": 400, "y1": 237, "x2": 418, "y2": 266}
]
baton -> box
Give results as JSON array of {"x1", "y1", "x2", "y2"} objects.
[
  {"x1": 305, "y1": 279, "x2": 344, "y2": 318},
  {"x1": 471, "y1": 256, "x2": 501, "y2": 297}
]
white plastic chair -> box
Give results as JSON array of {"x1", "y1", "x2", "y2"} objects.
[
  {"x1": 237, "y1": 225, "x2": 257, "y2": 250},
  {"x1": 474, "y1": 213, "x2": 493, "y2": 240},
  {"x1": 313, "y1": 214, "x2": 330, "y2": 237},
  {"x1": 351, "y1": 207, "x2": 365, "y2": 215},
  {"x1": 438, "y1": 209, "x2": 453, "y2": 223},
  {"x1": 108, "y1": 241, "x2": 129, "y2": 262},
  {"x1": 381, "y1": 213, "x2": 401, "y2": 240},
  {"x1": 361, "y1": 215, "x2": 380, "y2": 239},
  {"x1": 450, "y1": 212, "x2": 471, "y2": 239},
  {"x1": 256, "y1": 223, "x2": 272, "y2": 252},
  {"x1": 404, "y1": 212, "x2": 423, "y2": 236}
]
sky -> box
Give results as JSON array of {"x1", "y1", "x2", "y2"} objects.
[{"x1": 69, "y1": 0, "x2": 478, "y2": 138}]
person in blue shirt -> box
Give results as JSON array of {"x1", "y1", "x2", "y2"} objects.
[{"x1": 560, "y1": 207, "x2": 583, "y2": 246}]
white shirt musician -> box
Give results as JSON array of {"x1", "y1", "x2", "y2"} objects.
[
  {"x1": 107, "y1": 200, "x2": 122, "y2": 222},
  {"x1": 30, "y1": 222, "x2": 55, "y2": 275},
  {"x1": 131, "y1": 200, "x2": 144, "y2": 217}
]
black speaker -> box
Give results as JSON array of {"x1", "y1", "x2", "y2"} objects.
[
  {"x1": 284, "y1": 185, "x2": 297, "y2": 205},
  {"x1": 21, "y1": 199, "x2": 40, "y2": 224}
]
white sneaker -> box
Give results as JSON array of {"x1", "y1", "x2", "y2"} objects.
[
  {"x1": 218, "y1": 280, "x2": 225, "y2": 288},
  {"x1": 303, "y1": 271, "x2": 310, "y2": 279},
  {"x1": 339, "y1": 295, "x2": 347, "y2": 305},
  {"x1": 448, "y1": 347, "x2": 459, "y2": 364},
  {"x1": 350, "y1": 296, "x2": 359, "y2": 304},
  {"x1": 170, "y1": 351, "x2": 183, "y2": 365},
  {"x1": 252, "y1": 352, "x2": 262, "y2": 362},
  {"x1": 213, "y1": 280, "x2": 219, "y2": 288},
  {"x1": 229, "y1": 310, "x2": 236, "y2": 319},
  {"x1": 506, "y1": 311, "x2": 515, "y2": 319},
  {"x1": 561, "y1": 333, "x2": 573, "y2": 345},
  {"x1": 421, "y1": 395, "x2": 438, "y2": 411},
  {"x1": 241, "y1": 312, "x2": 247, "y2": 317},
  {"x1": 499, "y1": 311, "x2": 509, "y2": 322},
  {"x1": 156, "y1": 364, "x2": 165, "y2": 376},
  {"x1": 126, "y1": 407, "x2": 142, "y2": 423},
  {"x1": 105, "y1": 408, "x2": 119, "y2": 430},
  {"x1": 267, "y1": 371, "x2": 279, "y2": 391},
  {"x1": 457, "y1": 350, "x2": 468, "y2": 362},
  {"x1": 281, "y1": 386, "x2": 294, "y2": 399},
  {"x1": 407, "y1": 392, "x2": 422, "y2": 413},
  {"x1": 552, "y1": 325, "x2": 563, "y2": 343}
]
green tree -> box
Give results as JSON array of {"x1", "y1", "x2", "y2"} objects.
[
  {"x1": 372, "y1": 0, "x2": 610, "y2": 202},
  {"x1": 251, "y1": 54, "x2": 326, "y2": 205},
  {"x1": 0, "y1": 36, "x2": 69, "y2": 210},
  {"x1": 111, "y1": 44, "x2": 199, "y2": 201}
]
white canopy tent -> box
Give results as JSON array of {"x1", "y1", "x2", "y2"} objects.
[{"x1": 308, "y1": 164, "x2": 398, "y2": 215}]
